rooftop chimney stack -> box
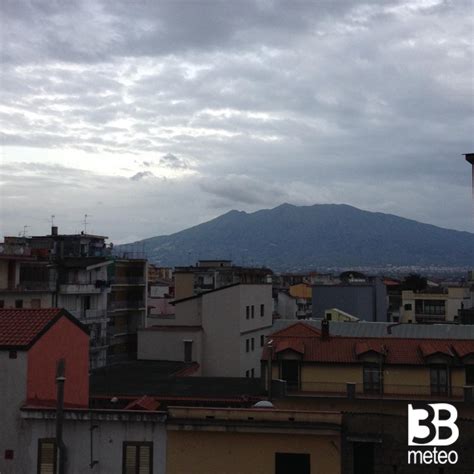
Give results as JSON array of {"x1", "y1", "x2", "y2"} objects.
[
  {"x1": 51, "y1": 226, "x2": 58, "y2": 236},
  {"x1": 321, "y1": 319, "x2": 330, "y2": 340}
]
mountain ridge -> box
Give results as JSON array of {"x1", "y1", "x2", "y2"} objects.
[{"x1": 122, "y1": 204, "x2": 474, "y2": 270}]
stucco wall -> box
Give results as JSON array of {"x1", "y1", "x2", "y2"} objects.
[
  {"x1": 27, "y1": 317, "x2": 89, "y2": 407},
  {"x1": 18, "y1": 414, "x2": 167, "y2": 474},
  {"x1": 138, "y1": 328, "x2": 202, "y2": 365},
  {"x1": 166, "y1": 430, "x2": 340, "y2": 474},
  {"x1": 0, "y1": 292, "x2": 54, "y2": 308},
  {"x1": 0, "y1": 351, "x2": 28, "y2": 474}
]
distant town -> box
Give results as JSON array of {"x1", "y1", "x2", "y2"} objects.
[{"x1": 1, "y1": 217, "x2": 474, "y2": 472}]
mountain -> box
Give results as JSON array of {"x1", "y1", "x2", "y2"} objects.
[{"x1": 122, "y1": 204, "x2": 474, "y2": 270}]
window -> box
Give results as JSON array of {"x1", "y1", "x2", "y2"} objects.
[
  {"x1": 326, "y1": 313, "x2": 332, "y2": 321},
  {"x1": 280, "y1": 360, "x2": 299, "y2": 390},
  {"x1": 260, "y1": 335, "x2": 265, "y2": 347},
  {"x1": 184, "y1": 341, "x2": 193, "y2": 363},
  {"x1": 37, "y1": 438, "x2": 56, "y2": 474},
  {"x1": 251, "y1": 338, "x2": 255, "y2": 351},
  {"x1": 251, "y1": 368, "x2": 255, "y2": 378},
  {"x1": 15, "y1": 299, "x2": 23, "y2": 308},
  {"x1": 251, "y1": 305, "x2": 255, "y2": 318},
  {"x1": 275, "y1": 453, "x2": 310, "y2": 474},
  {"x1": 353, "y1": 442, "x2": 374, "y2": 474},
  {"x1": 0, "y1": 300, "x2": 4, "y2": 308},
  {"x1": 363, "y1": 364, "x2": 381, "y2": 394},
  {"x1": 430, "y1": 366, "x2": 448, "y2": 396},
  {"x1": 246, "y1": 339, "x2": 249, "y2": 352},
  {"x1": 9, "y1": 351, "x2": 17, "y2": 359},
  {"x1": 466, "y1": 366, "x2": 474, "y2": 385},
  {"x1": 246, "y1": 306, "x2": 250, "y2": 319},
  {"x1": 246, "y1": 370, "x2": 250, "y2": 378},
  {"x1": 260, "y1": 304, "x2": 265, "y2": 317},
  {"x1": 404, "y1": 303, "x2": 412, "y2": 311},
  {"x1": 123, "y1": 442, "x2": 153, "y2": 474}
]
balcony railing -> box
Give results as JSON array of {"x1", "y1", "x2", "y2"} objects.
[
  {"x1": 68, "y1": 309, "x2": 108, "y2": 321},
  {"x1": 109, "y1": 300, "x2": 145, "y2": 311},
  {"x1": 111, "y1": 276, "x2": 145, "y2": 285},
  {"x1": 286, "y1": 381, "x2": 467, "y2": 400},
  {"x1": 14, "y1": 281, "x2": 56, "y2": 291}
]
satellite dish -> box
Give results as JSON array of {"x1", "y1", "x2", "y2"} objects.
[{"x1": 253, "y1": 400, "x2": 274, "y2": 408}]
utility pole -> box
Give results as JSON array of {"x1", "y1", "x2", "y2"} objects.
[
  {"x1": 56, "y1": 359, "x2": 66, "y2": 474},
  {"x1": 465, "y1": 153, "x2": 474, "y2": 206}
]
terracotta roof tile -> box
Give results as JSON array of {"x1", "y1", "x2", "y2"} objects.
[
  {"x1": 263, "y1": 322, "x2": 474, "y2": 366},
  {"x1": 0, "y1": 309, "x2": 64, "y2": 348}
]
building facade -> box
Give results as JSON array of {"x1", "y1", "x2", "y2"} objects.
[{"x1": 138, "y1": 283, "x2": 273, "y2": 377}]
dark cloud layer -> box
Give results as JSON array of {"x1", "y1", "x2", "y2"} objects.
[{"x1": 1, "y1": 0, "x2": 473, "y2": 241}]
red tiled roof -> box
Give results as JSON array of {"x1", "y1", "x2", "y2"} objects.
[
  {"x1": 354, "y1": 341, "x2": 385, "y2": 357},
  {"x1": 262, "y1": 322, "x2": 474, "y2": 366},
  {"x1": 0, "y1": 308, "x2": 87, "y2": 349},
  {"x1": 419, "y1": 341, "x2": 453, "y2": 358},
  {"x1": 275, "y1": 339, "x2": 305, "y2": 355},
  {"x1": 124, "y1": 395, "x2": 160, "y2": 411},
  {"x1": 270, "y1": 322, "x2": 321, "y2": 338},
  {"x1": 452, "y1": 341, "x2": 474, "y2": 359}
]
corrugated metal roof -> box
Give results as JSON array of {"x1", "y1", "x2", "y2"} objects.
[{"x1": 272, "y1": 319, "x2": 474, "y2": 339}]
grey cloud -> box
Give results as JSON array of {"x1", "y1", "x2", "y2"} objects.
[
  {"x1": 160, "y1": 153, "x2": 188, "y2": 169},
  {"x1": 1, "y1": 0, "x2": 473, "y2": 240},
  {"x1": 130, "y1": 171, "x2": 155, "y2": 181},
  {"x1": 200, "y1": 174, "x2": 287, "y2": 206}
]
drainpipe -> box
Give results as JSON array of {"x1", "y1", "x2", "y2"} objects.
[
  {"x1": 267, "y1": 341, "x2": 273, "y2": 401},
  {"x1": 56, "y1": 359, "x2": 66, "y2": 474}
]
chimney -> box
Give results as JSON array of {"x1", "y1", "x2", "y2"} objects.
[
  {"x1": 51, "y1": 226, "x2": 58, "y2": 236},
  {"x1": 321, "y1": 319, "x2": 330, "y2": 340}
]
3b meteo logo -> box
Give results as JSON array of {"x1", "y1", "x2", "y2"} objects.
[{"x1": 408, "y1": 403, "x2": 459, "y2": 465}]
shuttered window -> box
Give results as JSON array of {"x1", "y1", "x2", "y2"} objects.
[
  {"x1": 37, "y1": 439, "x2": 57, "y2": 474},
  {"x1": 123, "y1": 442, "x2": 153, "y2": 474}
]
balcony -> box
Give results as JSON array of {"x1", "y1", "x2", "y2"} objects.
[
  {"x1": 287, "y1": 381, "x2": 466, "y2": 401},
  {"x1": 90, "y1": 336, "x2": 109, "y2": 349},
  {"x1": 8, "y1": 281, "x2": 56, "y2": 292},
  {"x1": 60, "y1": 283, "x2": 101, "y2": 294},
  {"x1": 415, "y1": 313, "x2": 446, "y2": 323},
  {"x1": 68, "y1": 309, "x2": 108, "y2": 321},
  {"x1": 111, "y1": 276, "x2": 145, "y2": 286},
  {"x1": 109, "y1": 300, "x2": 145, "y2": 311}
]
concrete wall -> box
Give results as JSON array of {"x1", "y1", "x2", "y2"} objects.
[
  {"x1": 277, "y1": 291, "x2": 297, "y2": 319},
  {"x1": 174, "y1": 272, "x2": 194, "y2": 300},
  {"x1": 201, "y1": 285, "x2": 241, "y2": 377},
  {"x1": 158, "y1": 298, "x2": 201, "y2": 327},
  {"x1": 0, "y1": 351, "x2": 28, "y2": 474},
  {"x1": 238, "y1": 285, "x2": 273, "y2": 377},
  {"x1": 138, "y1": 328, "x2": 203, "y2": 366},
  {"x1": 18, "y1": 412, "x2": 167, "y2": 474},
  {"x1": 313, "y1": 282, "x2": 387, "y2": 322},
  {"x1": 0, "y1": 291, "x2": 54, "y2": 308}
]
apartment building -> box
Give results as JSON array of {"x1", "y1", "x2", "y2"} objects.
[
  {"x1": 262, "y1": 321, "x2": 474, "y2": 399},
  {"x1": 174, "y1": 259, "x2": 272, "y2": 300},
  {"x1": 1, "y1": 228, "x2": 149, "y2": 367},
  {"x1": 107, "y1": 258, "x2": 147, "y2": 363},
  {"x1": 138, "y1": 283, "x2": 273, "y2": 377},
  {"x1": 401, "y1": 285, "x2": 472, "y2": 323},
  {"x1": 0, "y1": 241, "x2": 56, "y2": 309},
  {"x1": 312, "y1": 277, "x2": 388, "y2": 322}
]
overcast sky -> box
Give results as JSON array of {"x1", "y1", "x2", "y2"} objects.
[{"x1": 1, "y1": 0, "x2": 473, "y2": 244}]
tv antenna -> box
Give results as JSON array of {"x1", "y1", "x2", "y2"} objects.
[
  {"x1": 83, "y1": 214, "x2": 91, "y2": 234},
  {"x1": 51, "y1": 215, "x2": 55, "y2": 226}
]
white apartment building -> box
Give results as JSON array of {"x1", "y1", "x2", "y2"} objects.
[{"x1": 138, "y1": 283, "x2": 273, "y2": 378}]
